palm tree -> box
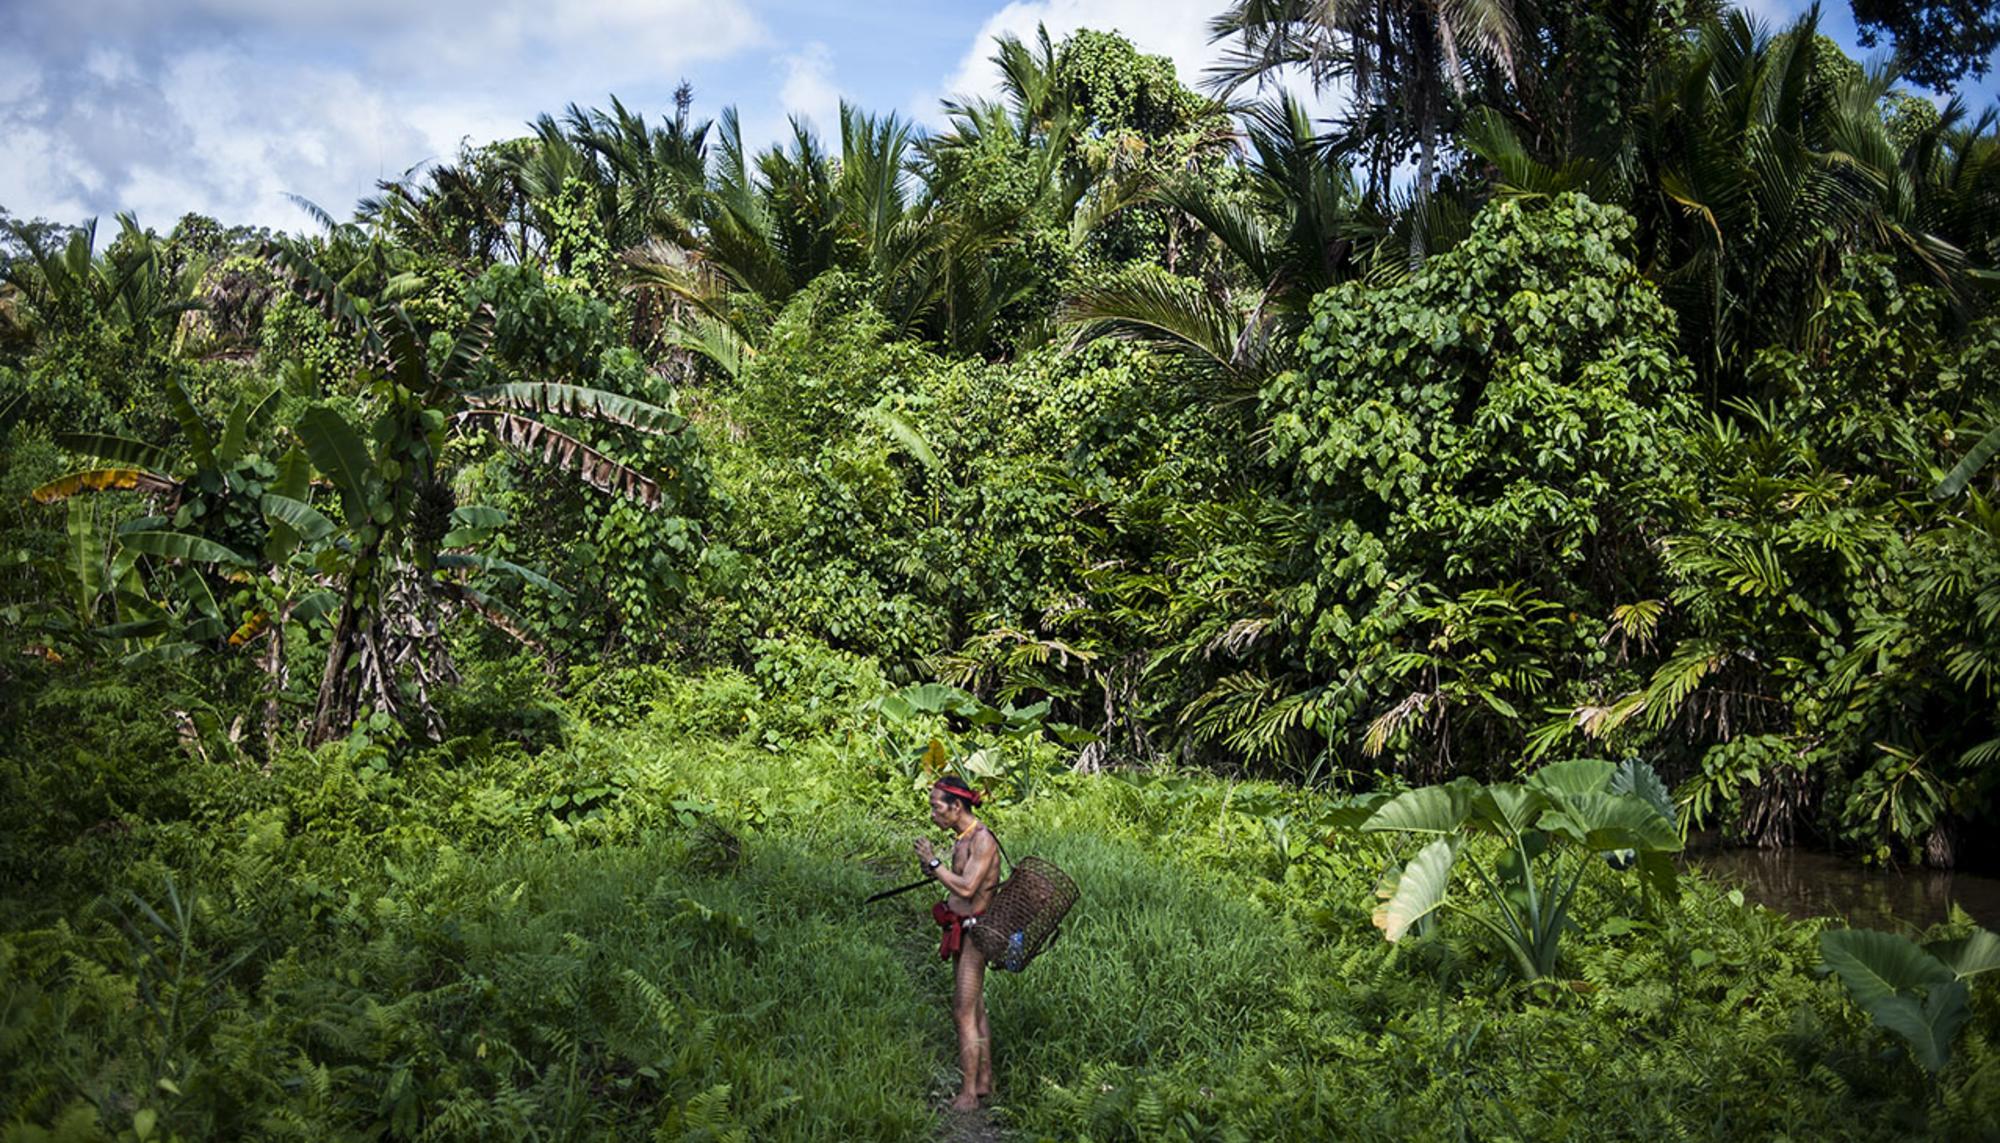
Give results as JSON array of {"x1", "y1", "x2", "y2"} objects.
[
  {"x1": 1207, "y1": 0, "x2": 1523, "y2": 210},
  {"x1": 1063, "y1": 93, "x2": 1386, "y2": 397}
]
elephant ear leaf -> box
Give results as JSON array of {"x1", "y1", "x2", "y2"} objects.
[
  {"x1": 1867, "y1": 983, "x2": 1972, "y2": 1073},
  {"x1": 1820, "y1": 930, "x2": 1955, "y2": 1006},
  {"x1": 1538, "y1": 793, "x2": 1679, "y2": 851},
  {"x1": 1471, "y1": 783, "x2": 1548, "y2": 836},
  {"x1": 1528, "y1": 758, "x2": 1616, "y2": 798},
  {"x1": 1362, "y1": 780, "x2": 1478, "y2": 835},
  {"x1": 1373, "y1": 837, "x2": 1456, "y2": 942},
  {"x1": 1610, "y1": 758, "x2": 1676, "y2": 828},
  {"x1": 1926, "y1": 929, "x2": 2000, "y2": 980}
]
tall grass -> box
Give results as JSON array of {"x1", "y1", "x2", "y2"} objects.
[{"x1": 3, "y1": 658, "x2": 1997, "y2": 1139}]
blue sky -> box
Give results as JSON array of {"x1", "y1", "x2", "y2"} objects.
[{"x1": 1, "y1": 0, "x2": 1994, "y2": 236}]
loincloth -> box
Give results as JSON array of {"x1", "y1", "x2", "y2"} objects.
[{"x1": 932, "y1": 900, "x2": 985, "y2": 960}]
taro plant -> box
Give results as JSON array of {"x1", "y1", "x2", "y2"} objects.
[
  {"x1": 863, "y1": 681, "x2": 1094, "y2": 799},
  {"x1": 1333, "y1": 757, "x2": 1681, "y2": 980},
  {"x1": 1820, "y1": 924, "x2": 2000, "y2": 1072}
]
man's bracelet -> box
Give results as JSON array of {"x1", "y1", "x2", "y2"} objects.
[{"x1": 926, "y1": 857, "x2": 942, "y2": 872}]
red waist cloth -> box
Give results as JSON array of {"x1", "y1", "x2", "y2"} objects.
[{"x1": 932, "y1": 901, "x2": 985, "y2": 960}]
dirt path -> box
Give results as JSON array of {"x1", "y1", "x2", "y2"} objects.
[{"x1": 937, "y1": 1106, "x2": 1003, "y2": 1143}]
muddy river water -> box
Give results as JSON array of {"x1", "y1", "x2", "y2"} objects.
[{"x1": 1690, "y1": 846, "x2": 2000, "y2": 931}]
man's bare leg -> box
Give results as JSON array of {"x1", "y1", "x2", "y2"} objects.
[
  {"x1": 950, "y1": 945, "x2": 988, "y2": 1111},
  {"x1": 975, "y1": 997, "x2": 993, "y2": 1098}
]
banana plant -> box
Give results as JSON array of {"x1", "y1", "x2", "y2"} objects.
[
  {"x1": 1333, "y1": 758, "x2": 1682, "y2": 980},
  {"x1": 267, "y1": 240, "x2": 690, "y2": 742},
  {"x1": 1820, "y1": 925, "x2": 2000, "y2": 1072}
]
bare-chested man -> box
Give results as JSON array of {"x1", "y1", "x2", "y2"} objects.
[{"x1": 914, "y1": 775, "x2": 1001, "y2": 1112}]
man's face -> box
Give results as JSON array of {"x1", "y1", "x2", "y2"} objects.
[{"x1": 928, "y1": 786, "x2": 951, "y2": 828}]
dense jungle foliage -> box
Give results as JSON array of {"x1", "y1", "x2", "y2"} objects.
[{"x1": 5, "y1": 1, "x2": 2000, "y2": 1137}]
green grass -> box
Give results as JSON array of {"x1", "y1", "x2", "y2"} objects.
[{"x1": 3, "y1": 662, "x2": 1998, "y2": 1140}]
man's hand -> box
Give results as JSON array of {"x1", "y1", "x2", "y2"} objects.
[{"x1": 914, "y1": 837, "x2": 936, "y2": 870}]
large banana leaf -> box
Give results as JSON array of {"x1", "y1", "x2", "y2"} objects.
[
  {"x1": 435, "y1": 553, "x2": 568, "y2": 596},
  {"x1": 296, "y1": 407, "x2": 376, "y2": 520},
  {"x1": 263, "y1": 448, "x2": 314, "y2": 561},
  {"x1": 32, "y1": 468, "x2": 178, "y2": 504},
  {"x1": 120, "y1": 531, "x2": 252, "y2": 567},
  {"x1": 1820, "y1": 929, "x2": 1956, "y2": 1006},
  {"x1": 259, "y1": 494, "x2": 336, "y2": 544},
  {"x1": 1362, "y1": 781, "x2": 1479, "y2": 835},
  {"x1": 435, "y1": 305, "x2": 497, "y2": 386},
  {"x1": 462, "y1": 411, "x2": 665, "y2": 509},
  {"x1": 218, "y1": 385, "x2": 281, "y2": 463},
  {"x1": 461, "y1": 383, "x2": 686, "y2": 436},
  {"x1": 65, "y1": 501, "x2": 107, "y2": 619},
  {"x1": 1373, "y1": 837, "x2": 1457, "y2": 942},
  {"x1": 163, "y1": 378, "x2": 215, "y2": 471},
  {"x1": 57, "y1": 433, "x2": 174, "y2": 472}
]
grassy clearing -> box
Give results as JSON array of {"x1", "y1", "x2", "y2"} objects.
[{"x1": 2, "y1": 662, "x2": 1997, "y2": 1140}]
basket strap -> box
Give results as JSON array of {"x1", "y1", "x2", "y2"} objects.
[{"x1": 986, "y1": 825, "x2": 1012, "y2": 877}]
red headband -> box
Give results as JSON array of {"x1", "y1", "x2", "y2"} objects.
[{"x1": 932, "y1": 778, "x2": 983, "y2": 806}]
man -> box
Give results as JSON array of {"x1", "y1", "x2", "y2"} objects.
[{"x1": 914, "y1": 775, "x2": 1000, "y2": 1111}]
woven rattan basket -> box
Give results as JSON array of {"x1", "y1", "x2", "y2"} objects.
[{"x1": 966, "y1": 856, "x2": 1077, "y2": 972}]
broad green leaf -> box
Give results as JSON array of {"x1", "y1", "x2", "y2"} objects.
[
  {"x1": 1610, "y1": 758, "x2": 1676, "y2": 828},
  {"x1": 1934, "y1": 423, "x2": 2000, "y2": 498},
  {"x1": 176, "y1": 565, "x2": 221, "y2": 620},
  {"x1": 896, "y1": 684, "x2": 983, "y2": 717},
  {"x1": 291, "y1": 590, "x2": 340, "y2": 626},
  {"x1": 1362, "y1": 781, "x2": 1477, "y2": 835},
  {"x1": 1867, "y1": 982, "x2": 1971, "y2": 1072},
  {"x1": 1926, "y1": 929, "x2": 2000, "y2": 979},
  {"x1": 1471, "y1": 783, "x2": 1548, "y2": 835},
  {"x1": 163, "y1": 378, "x2": 215, "y2": 470},
  {"x1": 58, "y1": 433, "x2": 174, "y2": 472},
  {"x1": 861, "y1": 404, "x2": 941, "y2": 471},
  {"x1": 1539, "y1": 793, "x2": 1679, "y2": 851},
  {"x1": 297, "y1": 407, "x2": 376, "y2": 519},
  {"x1": 121, "y1": 641, "x2": 203, "y2": 668},
  {"x1": 120, "y1": 531, "x2": 252, "y2": 567},
  {"x1": 1373, "y1": 837, "x2": 1456, "y2": 942},
  {"x1": 1528, "y1": 758, "x2": 1616, "y2": 798},
  {"x1": 1820, "y1": 930, "x2": 1956, "y2": 1006},
  {"x1": 65, "y1": 501, "x2": 106, "y2": 617},
  {"x1": 260, "y1": 494, "x2": 335, "y2": 543},
  {"x1": 449, "y1": 505, "x2": 508, "y2": 531}
]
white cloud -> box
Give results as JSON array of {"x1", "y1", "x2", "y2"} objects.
[
  {"x1": 0, "y1": 0, "x2": 767, "y2": 234},
  {"x1": 779, "y1": 42, "x2": 843, "y2": 138}
]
